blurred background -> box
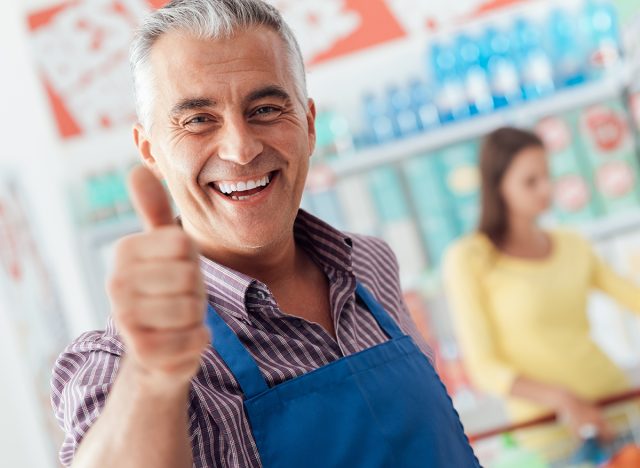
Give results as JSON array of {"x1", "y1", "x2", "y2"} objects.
[{"x1": 1, "y1": 0, "x2": 640, "y2": 466}]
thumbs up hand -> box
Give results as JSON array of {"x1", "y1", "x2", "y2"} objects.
[{"x1": 108, "y1": 166, "x2": 210, "y2": 390}]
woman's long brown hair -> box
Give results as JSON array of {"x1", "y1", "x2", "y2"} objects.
[{"x1": 478, "y1": 127, "x2": 545, "y2": 247}]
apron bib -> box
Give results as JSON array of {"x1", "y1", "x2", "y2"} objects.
[{"x1": 206, "y1": 282, "x2": 480, "y2": 467}]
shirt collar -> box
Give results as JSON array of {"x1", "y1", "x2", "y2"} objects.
[{"x1": 200, "y1": 209, "x2": 353, "y2": 320}]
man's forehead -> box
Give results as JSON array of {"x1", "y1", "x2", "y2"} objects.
[
  {"x1": 152, "y1": 27, "x2": 286, "y2": 79},
  {"x1": 149, "y1": 27, "x2": 291, "y2": 107}
]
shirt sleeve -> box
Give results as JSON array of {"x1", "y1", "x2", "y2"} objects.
[
  {"x1": 381, "y1": 240, "x2": 437, "y2": 364},
  {"x1": 50, "y1": 332, "x2": 122, "y2": 467},
  {"x1": 443, "y1": 241, "x2": 518, "y2": 396},
  {"x1": 588, "y1": 240, "x2": 640, "y2": 314}
]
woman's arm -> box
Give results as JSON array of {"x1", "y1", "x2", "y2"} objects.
[
  {"x1": 510, "y1": 376, "x2": 614, "y2": 440},
  {"x1": 443, "y1": 242, "x2": 517, "y2": 395},
  {"x1": 588, "y1": 240, "x2": 640, "y2": 313}
]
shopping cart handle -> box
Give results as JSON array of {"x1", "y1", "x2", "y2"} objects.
[{"x1": 468, "y1": 388, "x2": 640, "y2": 443}]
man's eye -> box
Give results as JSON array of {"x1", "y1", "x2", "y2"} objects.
[
  {"x1": 252, "y1": 106, "x2": 282, "y2": 118},
  {"x1": 185, "y1": 116, "x2": 211, "y2": 125}
]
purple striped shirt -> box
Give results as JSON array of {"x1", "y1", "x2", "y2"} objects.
[{"x1": 51, "y1": 210, "x2": 433, "y2": 467}]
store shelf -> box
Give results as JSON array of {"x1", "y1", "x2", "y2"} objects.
[{"x1": 325, "y1": 68, "x2": 631, "y2": 178}]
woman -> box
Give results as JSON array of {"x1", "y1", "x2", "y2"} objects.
[{"x1": 444, "y1": 127, "x2": 640, "y2": 439}]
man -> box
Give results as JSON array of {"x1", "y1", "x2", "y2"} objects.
[{"x1": 51, "y1": 1, "x2": 480, "y2": 467}]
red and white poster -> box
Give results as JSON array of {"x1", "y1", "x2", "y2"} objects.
[
  {"x1": 27, "y1": 0, "x2": 160, "y2": 138},
  {"x1": 27, "y1": 0, "x2": 527, "y2": 140}
]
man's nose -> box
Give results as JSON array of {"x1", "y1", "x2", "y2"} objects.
[{"x1": 217, "y1": 117, "x2": 264, "y2": 165}]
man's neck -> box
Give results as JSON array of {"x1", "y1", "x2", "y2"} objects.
[
  {"x1": 195, "y1": 231, "x2": 301, "y2": 290},
  {"x1": 188, "y1": 220, "x2": 333, "y2": 335}
]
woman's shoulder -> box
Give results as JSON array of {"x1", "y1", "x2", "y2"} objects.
[
  {"x1": 445, "y1": 232, "x2": 496, "y2": 272},
  {"x1": 549, "y1": 228, "x2": 592, "y2": 252}
]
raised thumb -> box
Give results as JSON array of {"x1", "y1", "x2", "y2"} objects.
[{"x1": 128, "y1": 165, "x2": 175, "y2": 230}]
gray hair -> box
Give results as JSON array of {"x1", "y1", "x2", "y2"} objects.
[{"x1": 130, "y1": 0, "x2": 308, "y2": 130}]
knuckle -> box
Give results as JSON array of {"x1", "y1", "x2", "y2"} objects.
[
  {"x1": 106, "y1": 272, "x2": 129, "y2": 297},
  {"x1": 132, "y1": 332, "x2": 158, "y2": 358},
  {"x1": 114, "y1": 235, "x2": 137, "y2": 258},
  {"x1": 115, "y1": 305, "x2": 138, "y2": 325}
]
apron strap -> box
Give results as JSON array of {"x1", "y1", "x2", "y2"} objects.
[
  {"x1": 205, "y1": 282, "x2": 404, "y2": 399},
  {"x1": 205, "y1": 304, "x2": 269, "y2": 398},
  {"x1": 355, "y1": 282, "x2": 405, "y2": 340}
]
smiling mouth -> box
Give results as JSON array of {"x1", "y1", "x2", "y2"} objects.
[{"x1": 210, "y1": 171, "x2": 277, "y2": 201}]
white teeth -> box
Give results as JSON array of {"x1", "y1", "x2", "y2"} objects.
[{"x1": 215, "y1": 173, "x2": 273, "y2": 195}]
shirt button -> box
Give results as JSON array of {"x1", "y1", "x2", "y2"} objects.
[{"x1": 257, "y1": 291, "x2": 266, "y2": 299}]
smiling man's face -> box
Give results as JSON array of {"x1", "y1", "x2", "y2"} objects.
[{"x1": 135, "y1": 27, "x2": 316, "y2": 255}]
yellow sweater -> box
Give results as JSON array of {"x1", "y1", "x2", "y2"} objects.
[{"x1": 443, "y1": 230, "x2": 640, "y2": 421}]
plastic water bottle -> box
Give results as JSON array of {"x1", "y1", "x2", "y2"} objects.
[
  {"x1": 547, "y1": 9, "x2": 587, "y2": 88},
  {"x1": 456, "y1": 33, "x2": 494, "y2": 116},
  {"x1": 430, "y1": 42, "x2": 469, "y2": 123},
  {"x1": 484, "y1": 26, "x2": 522, "y2": 109},
  {"x1": 362, "y1": 93, "x2": 395, "y2": 144},
  {"x1": 387, "y1": 85, "x2": 421, "y2": 138},
  {"x1": 513, "y1": 17, "x2": 555, "y2": 99},
  {"x1": 584, "y1": 0, "x2": 621, "y2": 78},
  {"x1": 408, "y1": 79, "x2": 440, "y2": 131}
]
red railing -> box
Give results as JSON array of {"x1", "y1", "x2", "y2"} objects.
[{"x1": 468, "y1": 388, "x2": 640, "y2": 443}]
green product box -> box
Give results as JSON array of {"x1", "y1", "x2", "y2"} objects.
[
  {"x1": 368, "y1": 166, "x2": 428, "y2": 276},
  {"x1": 368, "y1": 166, "x2": 411, "y2": 223},
  {"x1": 403, "y1": 155, "x2": 460, "y2": 266},
  {"x1": 536, "y1": 114, "x2": 602, "y2": 223},
  {"x1": 576, "y1": 99, "x2": 640, "y2": 215},
  {"x1": 435, "y1": 141, "x2": 481, "y2": 235}
]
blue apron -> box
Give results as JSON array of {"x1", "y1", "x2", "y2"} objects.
[{"x1": 206, "y1": 282, "x2": 481, "y2": 467}]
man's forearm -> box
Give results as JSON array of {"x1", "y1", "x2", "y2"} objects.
[{"x1": 72, "y1": 358, "x2": 193, "y2": 468}]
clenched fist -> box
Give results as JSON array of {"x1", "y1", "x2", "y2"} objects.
[{"x1": 108, "y1": 166, "x2": 210, "y2": 390}]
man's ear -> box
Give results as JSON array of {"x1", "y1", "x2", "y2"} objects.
[
  {"x1": 306, "y1": 98, "x2": 317, "y2": 158},
  {"x1": 133, "y1": 123, "x2": 163, "y2": 180}
]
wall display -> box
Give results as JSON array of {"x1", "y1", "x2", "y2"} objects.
[
  {"x1": 27, "y1": 0, "x2": 531, "y2": 140},
  {"x1": 0, "y1": 175, "x2": 70, "y2": 460},
  {"x1": 27, "y1": 0, "x2": 158, "y2": 139},
  {"x1": 578, "y1": 100, "x2": 640, "y2": 215},
  {"x1": 536, "y1": 115, "x2": 602, "y2": 222}
]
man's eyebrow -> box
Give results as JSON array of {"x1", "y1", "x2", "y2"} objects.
[
  {"x1": 244, "y1": 85, "x2": 291, "y2": 105},
  {"x1": 170, "y1": 98, "x2": 216, "y2": 117}
]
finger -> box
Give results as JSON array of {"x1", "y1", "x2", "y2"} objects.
[
  {"x1": 122, "y1": 295, "x2": 206, "y2": 331},
  {"x1": 128, "y1": 165, "x2": 175, "y2": 230},
  {"x1": 131, "y1": 261, "x2": 204, "y2": 296},
  {"x1": 109, "y1": 260, "x2": 204, "y2": 298},
  {"x1": 115, "y1": 228, "x2": 198, "y2": 264},
  {"x1": 127, "y1": 325, "x2": 211, "y2": 363}
]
